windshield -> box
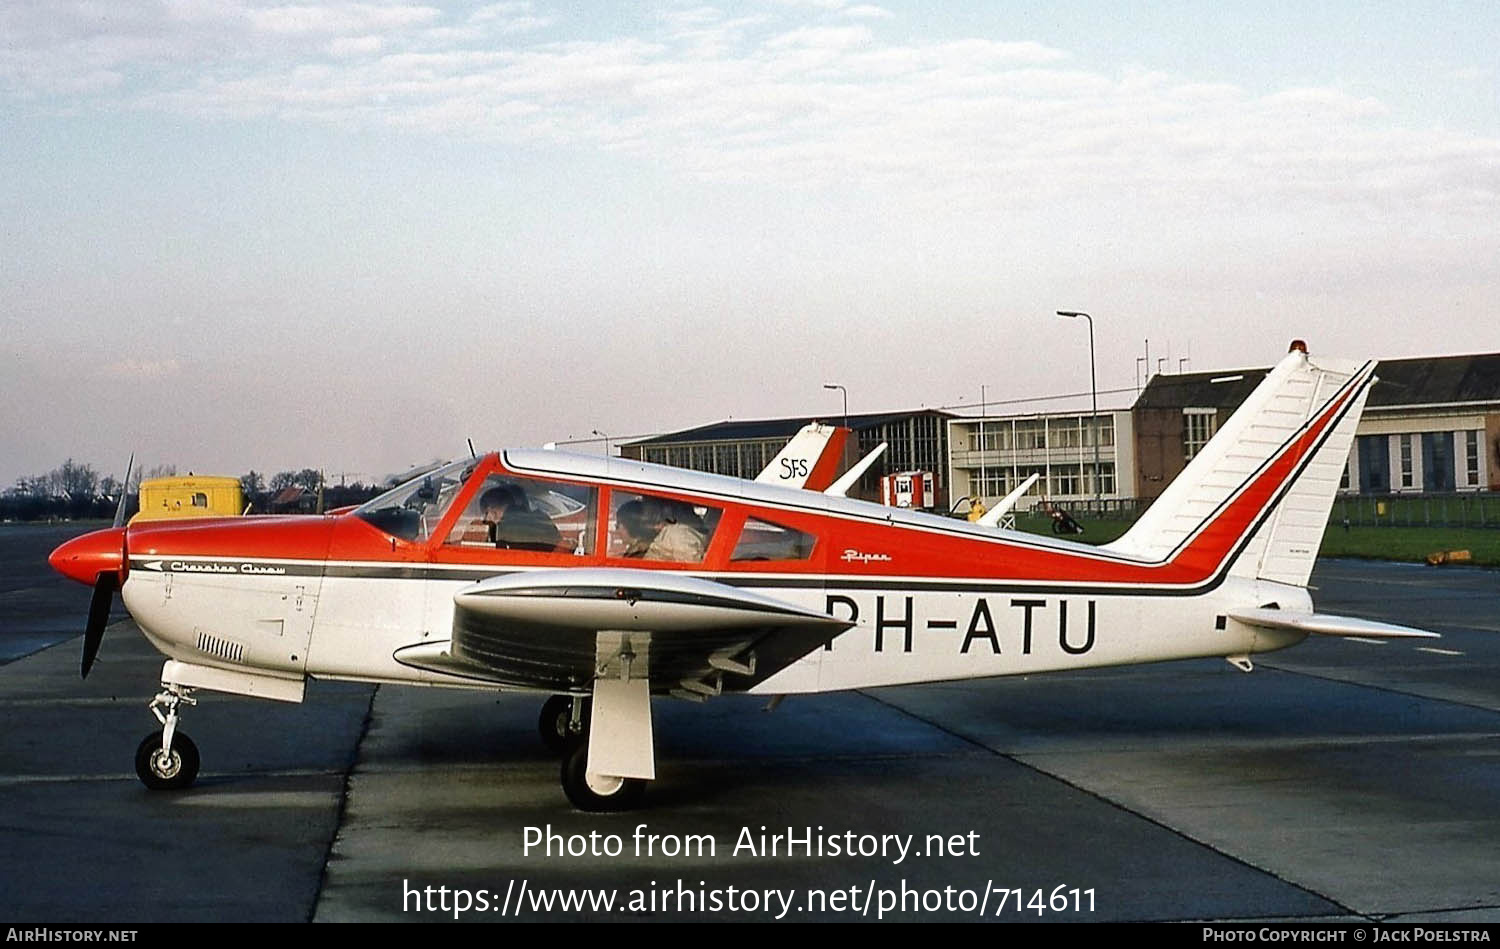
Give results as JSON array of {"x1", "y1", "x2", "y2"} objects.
[{"x1": 355, "y1": 459, "x2": 477, "y2": 542}]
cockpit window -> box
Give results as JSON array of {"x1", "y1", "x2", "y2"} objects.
[
  {"x1": 730, "y1": 517, "x2": 816, "y2": 562},
  {"x1": 446, "y1": 475, "x2": 596, "y2": 555},
  {"x1": 608, "y1": 492, "x2": 721, "y2": 563},
  {"x1": 355, "y1": 459, "x2": 475, "y2": 542}
]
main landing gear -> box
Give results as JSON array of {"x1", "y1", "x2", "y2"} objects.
[
  {"x1": 561, "y1": 742, "x2": 645, "y2": 812},
  {"x1": 541, "y1": 693, "x2": 648, "y2": 813},
  {"x1": 135, "y1": 683, "x2": 200, "y2": 790}
]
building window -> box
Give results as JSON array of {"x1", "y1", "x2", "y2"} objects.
[
  {"x1": 1014, "y1": 422, "x2": 1045, "y2": 451},
  {"x1": 1051, "y1": 469, "x2": 1080, "y2": 497},
  {"x1": 1466, "y1": 430, "x2": 1481, "y2": 487},
  {"x1": 1085, "y1": 462, "x2": 1115, "y2": 496},
  {"x1": 714, "y1": 443, "x2": 739, "y2": 478},
  {"x1": 1183, "y1": 409, "x2": 1216, "y2": 461},
  {"x1": 1399, "y1": 435, "x2": 1414, "y2": 489},
  {"x1": 1085, "y1": 416, "x2": 1114, "y2": 448}
]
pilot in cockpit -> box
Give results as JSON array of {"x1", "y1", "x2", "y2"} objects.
[{"x1": 479, "y1": 484, "x2": 563, "y2": 552}]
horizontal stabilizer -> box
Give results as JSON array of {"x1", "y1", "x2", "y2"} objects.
[
  {"x1": 1229, "y1": 608, "x2": 1439, "y2": 639},
  {"x1": 977, "y1": 473, "x2": 1040, "y2": 528},
  {"x1": 825, "y1": 442, "x2": 887, "y2": 498}
]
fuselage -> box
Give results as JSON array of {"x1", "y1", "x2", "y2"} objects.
[{"x1": 87, "y1": 449, "x2": 1309, "y2": 699}]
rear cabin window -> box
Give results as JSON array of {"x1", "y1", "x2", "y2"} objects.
[
  {"x1": 730, "y1": 518, "x2": 816, "y2": 562},
  {"x1": 446, "y1": 475, "x2": 596, "y2": 555},
  {"x1": 608, "y1": 493, "x2": 721, "y2": 563}
]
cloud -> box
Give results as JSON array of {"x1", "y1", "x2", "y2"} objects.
[
  {"x1": 244, "y1": 3, "x2": 440, "y2": 36},
  {"x1": 329, "y1": 34, "x2": 384, "y2": 56},
  {"x1": 104, "y1": 359, "x2": 181, "y2": 379},
  {"x1": 2, "y1": 0, "x2": 1497, "y2": 219}
]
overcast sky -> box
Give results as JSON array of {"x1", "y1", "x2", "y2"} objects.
[{"x1": 4, "y1": 0, "x2": 1497, "y2": 487}]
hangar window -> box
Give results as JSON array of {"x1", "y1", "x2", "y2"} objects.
[
  {"x1": 731, "y1": 518, "x2": 816, "y2": 562},
  {"x1": 1183, "y1": 409, "x2": 1216, "y2": 461},
  {"x1": 608, "y1": 492, "x2": 721, "y2": 563},
  {"x1": 446, "y1": 475, "x2": 596, "y2": 555}
]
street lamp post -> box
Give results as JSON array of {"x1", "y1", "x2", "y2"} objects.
[
  {"x1": 822, "y1": 384, "x2": 848, "y2": 429},
  {"x1": 1056, "y1": 311, "x2": 1101, "y2": 509},
  {"x1": 591, "y1": 429, "x2": 611, "y2": 457}
]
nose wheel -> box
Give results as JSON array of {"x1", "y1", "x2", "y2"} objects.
[
  {"x1": 135, "y1": 730, "x2": 199, "y2": 790},
  {"x1": 136, "y1": 683, "x2": 200, "y2": 790}
]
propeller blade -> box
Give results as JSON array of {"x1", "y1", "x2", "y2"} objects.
[
  {"x1": 113, "y1": 453, "x2": 134, "y2": 529},
  {"x1": 82, "y1": 572, "x2": 117, "y2": 679}
]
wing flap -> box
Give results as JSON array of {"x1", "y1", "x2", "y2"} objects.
[
  {"x1": 1228, "y1": 608, "x2": 1439, "y2": 639},
  {"x1": 436, "y1": 568, "x2": 852, "y2": 693}
]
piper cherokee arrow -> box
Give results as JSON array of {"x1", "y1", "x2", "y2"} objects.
[{"x1": 48, "y1": 343, "x2": 1436, "y2": 810}]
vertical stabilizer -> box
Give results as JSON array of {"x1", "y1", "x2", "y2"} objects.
[
  {"x1": 755, "y1": 423, "x2": 851, "y2": 491},
  {"x1": 1105, "y1": 345, "x2": 1374, "y2": 587}
]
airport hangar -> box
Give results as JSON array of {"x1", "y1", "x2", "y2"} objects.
[{"x1": 619, "y1": 352, "x2": 1500, "y2": 517}]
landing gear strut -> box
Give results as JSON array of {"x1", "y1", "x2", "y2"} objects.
[
  {"x1": 135, "y1": 684, "x2": 200, "y2": 790},
  {"x1": 538, "y1": 694, "x2": 588, "y2": 753}
]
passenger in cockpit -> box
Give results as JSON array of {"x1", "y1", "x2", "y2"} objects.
[{"x1": 641, "y1": 499, "x2": 706, "y2": 562}]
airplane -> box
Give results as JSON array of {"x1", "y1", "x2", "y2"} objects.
[{"x1": 48, "y1": 342, "x2": 1437, "y2": 811}]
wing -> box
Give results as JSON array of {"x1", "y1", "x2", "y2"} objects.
[{"x1": 393, "y1": 567, "x2": 852, "y2": 696}]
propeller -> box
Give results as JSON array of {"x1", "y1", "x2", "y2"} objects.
[
  {"x1": 80, "y1": 453, "x2": 132, "y2": 679},
  {"x1": 82, "y1": 571, "x2": 117, "y2": 678}
]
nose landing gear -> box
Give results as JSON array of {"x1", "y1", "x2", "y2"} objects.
[{"x1": 136, "y1": 684, "x2": 200, "y2": 790}]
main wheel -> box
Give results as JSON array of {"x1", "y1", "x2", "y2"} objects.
[
  {"x1": 135, "y1": 730, "x2": 200, "y2": 791},
  {"x1": 538, "y1": 695, "x2": 585, "y2": 753},
  {"x1": 560, "y1": 743, "x2": 645, "y2": 812}
]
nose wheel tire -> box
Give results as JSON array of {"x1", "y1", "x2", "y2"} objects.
[
  {"x1": 539, "y1": 695, "x2": 587, "y2": 753},
  {"x1": 560, "y1": 743, "x2": 645, "y2": 812},
  {"x1": 135, "y1": 730, "x2": 200, "y2": 790}
]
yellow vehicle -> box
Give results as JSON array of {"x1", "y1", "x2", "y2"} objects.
[{"x1": 132, "y1": 476, "x2": 244, "y2": 523}]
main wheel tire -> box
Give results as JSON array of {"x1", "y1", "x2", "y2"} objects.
[
  {"x1": 135, "y1": 730, "x2": 200, "y2": 791},
  {"x1": 560, "y1": 742, "x2": 645, "y2": 812},
  {"x1": 538, "y1": 695, "x2": 583, "y2": 753}
]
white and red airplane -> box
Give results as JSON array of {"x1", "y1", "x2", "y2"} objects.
[{"x1": 49, "y1": 343, "x2": 1435, "y2": 810}]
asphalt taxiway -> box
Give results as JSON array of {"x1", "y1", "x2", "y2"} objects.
[{"x1": 2, "y1": 525, "x2": 1497, "y2": 922}]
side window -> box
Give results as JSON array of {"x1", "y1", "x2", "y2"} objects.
[
  {"x1": 731, "y1": 518, "x2": 816, "y2": 562},
  {"x1": 191, "y1": 492, "x2": 208, "y2": 508},
  {"x1": 447, "y1": 475, "x2": 596, "y2": 555},
  {"x1": 609, "y1": 492, "x2": 722, "y2": 563}
]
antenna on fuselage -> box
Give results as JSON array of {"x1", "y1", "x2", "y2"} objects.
[{"x1": 467, "y1": 438, "x2": 477, "y2": 459}]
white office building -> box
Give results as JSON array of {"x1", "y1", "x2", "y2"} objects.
[{"x1": 946, "y1": 410, "x2": 1135, "y2": 513}]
